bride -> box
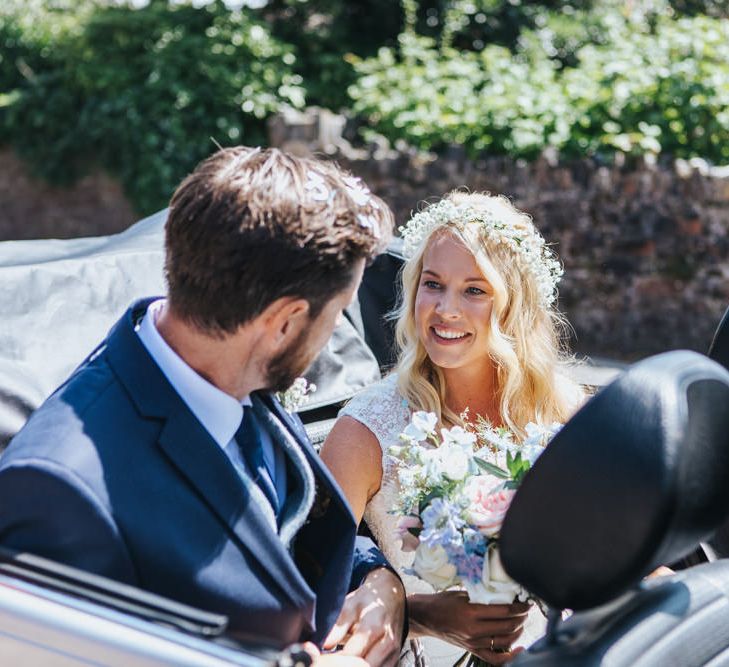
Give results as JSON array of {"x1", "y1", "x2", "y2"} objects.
[{"x1": 321, "y1": 191, "x2": 585, "y2": 666}]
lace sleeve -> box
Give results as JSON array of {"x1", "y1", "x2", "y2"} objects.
[{"x1": 338, "y1": 374, "x2": 410, "y2": 453}]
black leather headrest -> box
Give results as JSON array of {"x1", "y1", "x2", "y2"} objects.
[
  {"x1": 500, "y1": 350, "x2": 729, "y2": 611},
  {"x1": 709, "y1": 306, "x2": 729, "y2": 371}
]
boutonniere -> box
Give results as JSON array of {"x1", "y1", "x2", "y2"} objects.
[
  {"x1": 275, "y1": 377, "x2": 317, "y2": 413},
  {"x1": 308, "y1": 479, "x2": 332, "y2": 521}
]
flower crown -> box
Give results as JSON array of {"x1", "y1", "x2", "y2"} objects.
[{"x1": 399, "y1": 199, "x2": 563, "y2": 307}]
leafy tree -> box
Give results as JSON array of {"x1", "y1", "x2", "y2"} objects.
[{"x1": 0, "y1": 0, "x2": 304, "y2": 214}]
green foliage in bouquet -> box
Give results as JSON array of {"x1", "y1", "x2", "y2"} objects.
[
  {"x1": 0, "y1": 0, "x2": 304, "y2": 214},
  {"x1": 475, "y1": 451, "x2": 531, "y2": 488}
]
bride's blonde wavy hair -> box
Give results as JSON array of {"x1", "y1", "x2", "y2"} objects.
[{"x1": 394, "y1": 191, "x2": 582, "y2": 436}]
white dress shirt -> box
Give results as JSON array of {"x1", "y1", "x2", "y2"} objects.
[{"x1": 136, "y1": 299, "x2": 286, "y2": 509}]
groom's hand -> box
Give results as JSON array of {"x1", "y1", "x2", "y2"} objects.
[
  {"x1": 323, "y1": 567, "x2": 405, "y2": 667},
  {"x1": 301, "y1": 642, "x2": 369, "y2": 666}
]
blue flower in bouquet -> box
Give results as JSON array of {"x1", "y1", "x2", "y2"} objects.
[
  {"x1": 420, "y1": 498, "x2": 465, "y2": 549},
  {"x1": 453, "y1": 551, "x2": 485, "y2": 584},
  {"x1": 521, "y1": 422, "x2": 563, "y2": 463},
  {"x1": 462, "y1": 527, "x2": 488, "y2": 556}
]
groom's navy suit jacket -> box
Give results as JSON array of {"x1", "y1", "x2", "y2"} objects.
[{"x1": 0, "y1": 299, "x2": 385, "y2": 646}]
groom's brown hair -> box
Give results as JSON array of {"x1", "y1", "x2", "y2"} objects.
[{"x1": 164, "y1": 146, "x2": 392, "y2": 336}]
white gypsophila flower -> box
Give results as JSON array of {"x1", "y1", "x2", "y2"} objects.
[
  {"x1": 413, "y1": 544, "x2": 458, "y2": 590},
  {"x1": 275, "y1": 377, "x2": 317, "y2": 412},
  {"x1": 398, "y1": 199, "x2": 563, "y2": 307},
  {"x1": 441, "y1": 425, "x2": 477, "y2": 449},
  {"x1": 523, "y1": 421, "x2": 563, "y2": 448},
  {"x1": 397, "y1": 466, "x2": 418, "y2": 492},
  {"x1": 421, "y1": 448, "x2": 446, "y2": 485},
  {"x1": 520, "y1": 444, "x2": 545, "y2": 466},
  {"x1": 477, "y1": 423, "x2": 517, "y2": 454},
  {"x1": 388, "y1": 444, "x2": 405, "y2": 459},
  {"x1": 403, "y1": 411, "x2": 438, "y2": 442}
]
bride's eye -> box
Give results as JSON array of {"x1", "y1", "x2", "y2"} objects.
[
  {"x1": 466, "y1": 286, "x2": 487, "y2": 296},
  {"x1": 423, "y1": 280, "x2": 441, "y2": 290}
]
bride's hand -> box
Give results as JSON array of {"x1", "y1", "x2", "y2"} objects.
[{"x1": 408, "y1": 591, "x2": 529, "y2": 665}]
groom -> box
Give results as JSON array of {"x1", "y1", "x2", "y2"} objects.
[{"x1": 0, "y1": 147, "x2": 404, "y2": 665}]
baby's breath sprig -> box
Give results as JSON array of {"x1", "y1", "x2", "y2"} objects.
[{"x1": 276, "y1": 377, "x2": 317, "y2": 413}]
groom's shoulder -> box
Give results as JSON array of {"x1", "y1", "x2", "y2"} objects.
[
  {"x1": 4, "y1": 318, "x2": 150, "y2": 474},
  {"x1": 5, "y1": 360, "x2": 120, "y2": 464}
]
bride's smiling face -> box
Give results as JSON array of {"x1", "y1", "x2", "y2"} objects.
[{"x1": 414, "y1": 231, "x2": 494, "y2": 371}]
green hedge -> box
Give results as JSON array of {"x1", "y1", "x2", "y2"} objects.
[
  {"x1": 349, "y1": 9, "x2": 729, "y2": 163},
  {"x1": 1, "y1": 1, "x2": 728, "y2": 216},
  {"x1": 0, "y1": 0, "x2": 304, "y2": 215}
]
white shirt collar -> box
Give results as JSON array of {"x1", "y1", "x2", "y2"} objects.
[{"x1": 136, "y1": 299, "x2": 251, "y2": 448}]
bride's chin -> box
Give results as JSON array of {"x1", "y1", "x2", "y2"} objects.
[{"x1": 425, "y1": 351, "x2": 463, "y2": 370}]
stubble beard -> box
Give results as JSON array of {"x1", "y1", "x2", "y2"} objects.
[{"x1": 264, "y1": 326, "x2": 314, "y2": 393}]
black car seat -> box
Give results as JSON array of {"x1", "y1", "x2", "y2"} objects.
[
  {"x1": 502, "y1": 350, "x2": 729, "y2": 666},
  {"x1": 708, "y1": 306, "x2": 729, "y2": 372},
  {"x1": 704, "y1": 305, "x2": 729, "y2": 559}
]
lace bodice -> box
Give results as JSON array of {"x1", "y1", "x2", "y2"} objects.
[{"x1": 338, "y1": 373, "x2": 420, "y2": 579}]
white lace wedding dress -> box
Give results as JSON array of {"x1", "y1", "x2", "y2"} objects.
[{"x1": 339, "y1": 373, "x2": 546, "y2": 667}]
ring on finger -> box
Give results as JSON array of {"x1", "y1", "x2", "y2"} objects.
[{"x1": 490, "y1": 636, "x2": 495, "y2": 652}]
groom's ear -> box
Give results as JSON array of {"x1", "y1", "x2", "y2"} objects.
[{"x1": 261, "y1": 296, "x2": 311, "y2": 346}]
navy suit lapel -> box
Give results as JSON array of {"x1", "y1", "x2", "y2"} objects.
[
  {"x1": 261, "y1": 393, "x2": 357, "y2": 527},
  {"x1": 261, "y1": 394, "x2": 360, "y2": 642},
  {"x1": 106, "y1": 301, "x2": 316, "y2": 618},
  {"x1": 156, "y1": 413, "x2": 315, "y2": 614}
]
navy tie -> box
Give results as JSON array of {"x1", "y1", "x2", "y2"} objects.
[{"x1": 236, "y1": 406, "x2": 280, "y2": 515}]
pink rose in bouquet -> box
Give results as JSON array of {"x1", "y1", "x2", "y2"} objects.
[{"x1": 464, "y1": 476, "x2": 516, "y2": 538}]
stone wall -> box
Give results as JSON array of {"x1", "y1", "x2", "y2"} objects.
[
  {"x1": 0, "y1": 150, "x2": 135, "y2": 240},
  {"x1": 269, "y1": 108, "x2": 729, "y2": 359},
  {"x1": 2, "y1": 107, "x2": 728, "y2": 358}
]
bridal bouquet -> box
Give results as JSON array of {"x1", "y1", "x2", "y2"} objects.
[{"x1": 390, "y1": 412, "x2": 561, "y2": 609}]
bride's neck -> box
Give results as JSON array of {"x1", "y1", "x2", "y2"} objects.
[{"x1": 442, "y1": 361, "x2": 501, "y2": 426}]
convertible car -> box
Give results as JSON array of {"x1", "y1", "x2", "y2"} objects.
[{"x1": 1, "y1": 210, "x2": 729, "y2": 666}]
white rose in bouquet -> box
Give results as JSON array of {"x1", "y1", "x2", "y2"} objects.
[
  {"x1": 413, "y1": 543, "x2": 458, "y2": 589},
  {"x1": 435, "y1": 443, "x2": 471, "y2": 481},
  {"x1": 464, "y1": 546, "x2": 525, "y2": 605}
]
